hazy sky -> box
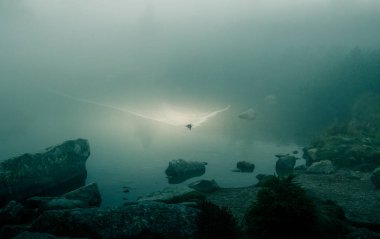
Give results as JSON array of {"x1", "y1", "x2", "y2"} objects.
[{"x1": 1, "y1": 0, "x2": 380, "y2": 155}]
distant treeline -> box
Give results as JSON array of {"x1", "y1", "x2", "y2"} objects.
[
  {"x1": 285, "y1": 47, "x2": 380, "y2": 143},
  {"x1": 223, "y1": 47, "x2": 380, "y2": 145}
]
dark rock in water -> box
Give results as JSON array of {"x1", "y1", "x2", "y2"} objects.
[
  {"x1": 26, "y1": 183, "x2": 101, "y2": 211},
  {"x1": 275, "y1": 155, "x2": 297, "y2": 177},
  {"x1": 31, "y1": 201, "x2": 199, "y2": 239},
  {"x1": 12, "y1": 231, "x2": 87, "y2": 239},
  {"x1": 371, "y1": 167, "x2": 380, "y2": 189},
  {"x1": 165, "y1": 159, "x2": 206, "y2": 184},
  {"x1": 0, "y1": 139, "x2": 90, "y2": 207},
  {"x1": 188, "y1": 179, "x2": 219, "y2": 193},
  {"x1": 234, "y1": 161, "x2": 255, "y2": 173},
  {"x1": 306, "y1": 160, "x2": 335, "y2": 174}
]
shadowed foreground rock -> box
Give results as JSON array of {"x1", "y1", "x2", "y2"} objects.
[
  {"x1": 31, "y1": 201, "x2": 199, "y2": 239},
  {"x1": 12, "y1": 231, "x2": 87, "y2": 239},
  {"x1": 0, "y1": 139, "x2": 90, "y2": 207}
]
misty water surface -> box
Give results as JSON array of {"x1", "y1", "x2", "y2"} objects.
[{"x1": 1, "y1": 0, "x2": 380, "y2": 206}]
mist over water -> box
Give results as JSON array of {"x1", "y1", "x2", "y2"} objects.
[{"x1": 1, "y1": 0, "x2": 380, "y2": 205}]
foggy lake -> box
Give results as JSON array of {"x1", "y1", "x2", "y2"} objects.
[{"x1": 1, "y1": 0, "x2": 380, "y2": 207}]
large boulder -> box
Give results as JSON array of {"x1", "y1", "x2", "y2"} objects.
[
  {"x1": 371, "y1": 167, "x2": 380, "y2": 189},
  {"x1": 31, "y1": 202, "x2": 199, "y2": 239},
  {"x1": 26, "y1": 183, "x2": 101, "y2": 211},
  {"x1": 165, "y1": 159, "x2": 206, "y2": 184},
  {"x1": 0, "y1": 139, "x2": 90, "y2": 207},
  {"x1": 275, "y1": 155, "x2": 297, "y2": 177},
  {"x1": 306, "y1": 160, "x2": 335, "y2": 174}
]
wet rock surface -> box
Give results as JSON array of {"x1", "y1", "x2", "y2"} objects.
[
  {"x1": 188, "y1": 179, "x2": 219, "y2": 193},
  {"x1": 26, "y1": 183, "x2": 101, "y2": 211},
  {"x1": 137, "y1": 186, "x2": 196, "y2": 202},
  {"x1": 31, "y1": 201, "x2": 199, "y2": 239},
  {"x1": 0, "y1": 139, "x2": 90, "y2": 207},
  {"x1": 165, "y1": 159, "x2": 206, "y2": 184},
  {"x1": 306, "y1": 160, "x2": 335, "y2": 174}
]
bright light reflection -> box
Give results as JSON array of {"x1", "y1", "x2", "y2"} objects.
[{"x1": 51, "y1": 90, "x2": 230, "y2": 129}]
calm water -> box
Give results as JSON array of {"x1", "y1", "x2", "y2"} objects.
[{"x1": 86, "y1": 134, "x2": 300, "y2": 206}]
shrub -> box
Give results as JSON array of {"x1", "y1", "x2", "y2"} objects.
[
  {"x1": 244, "y1": 175, "x2": 319, "y2": 239},
  {"x1": 197, "y1": 200, "x2": 240, "y2": 239}
]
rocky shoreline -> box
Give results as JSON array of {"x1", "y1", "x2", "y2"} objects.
[
  {"x1": 206, "y1": 169, "x2": 380, "y2": 227},
  {"x1": 1, "y1": 138, "x2": 380, "y2": 238}
]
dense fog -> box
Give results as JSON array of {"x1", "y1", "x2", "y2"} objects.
[{"x1": 1, "y1": 0, "x2": 380, "y2": 204}]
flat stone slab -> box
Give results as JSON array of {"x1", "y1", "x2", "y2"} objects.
[{"x1": 137, "y1": 186, "x2": 196, "y2": 202}]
